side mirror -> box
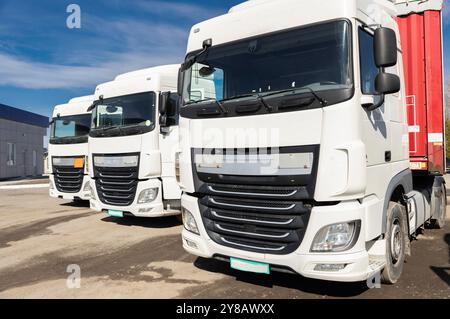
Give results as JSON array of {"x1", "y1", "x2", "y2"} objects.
[
  {"x1": 177, "y1": 67, "x2": 183, "y2": 96},
  {"x1": 363, "y1": 27, "x2": 400, "y2": 112},
  {"x1": 159, "y1": 91, "x2": 181, "y2": 133},
  {"x1": 376, "y1": 73, "x2": 400, "y2": 95},
  {"x1": 374, "y1": 28, "x2": 397, "y2": 68},
  {"x1": 159, "y1": 92, "x2": 169, "y2": 116}
]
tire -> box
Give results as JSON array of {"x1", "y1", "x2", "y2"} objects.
[
  {"x1": 431, "y1": 183, "x2": 447, "y2": 229},
  {"x1": 381, "y1": 202, "x2": 408, "y2": 284}
]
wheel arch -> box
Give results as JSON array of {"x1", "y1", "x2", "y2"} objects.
[{"x1": 381, "y1": 169, "x2": 413, "y2": 234}]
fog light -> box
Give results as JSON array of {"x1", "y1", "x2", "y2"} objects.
[
  {"x1": 182, "y1": 207, "x2": 199, "y2": 235},
  {"x1": 138, "y1": 208, "x2": 153, "y2": 213},
  {"x1": 311, "y1": 220, "x2": 361, "y2": 252},
  {"x1": 314, "y1": 264, "x2": 347, "y2": 272},
  {"x1": 185, "y1": 238, "x2": 198, "y2": 249},
  {"x1": 137, "y1": 188, "x2": 158, "y2": 204}
]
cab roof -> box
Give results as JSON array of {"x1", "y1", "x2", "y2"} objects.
[{"x1": 52, "y1": 95, "x2": 95, "y2": 118}]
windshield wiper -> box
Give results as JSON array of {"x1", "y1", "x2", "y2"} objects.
[
  {"x1": 221, "y1": 93, "x2": 273, "y2": 112},
  {"x1": 187, "y1": 98, "x2": 228, "y2": 114},
  {"x1": 92, "y1": 125, "x2": 123, "y2": 136},
  {"x1": 261, "y1": 87, "x2": 328, "y2": 106}
]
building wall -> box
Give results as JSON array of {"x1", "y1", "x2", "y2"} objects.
[{"x1": 0, "y1": 118, "x2": 46, "y2": 179}]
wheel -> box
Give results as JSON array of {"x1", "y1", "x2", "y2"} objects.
[
  {"x1": 381, "y1": 202, "x2": 408, "y2": 284},
  {"x1": 431, "y1": 183, "x2": 447, "y2": 229}
]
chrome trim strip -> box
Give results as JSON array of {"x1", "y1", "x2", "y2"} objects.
[
  {"x1": 208, "y1": 186, "x2": 297, "y2": 197},
  {"x1": 101, "y1": 187, "x2": 133, "y2": 193},
  {"x1": 56, "y1": 184, "x2": 79, "y2": 188},
  {"x1": 102, "y1": 193, "x2": 133, "y2": 199},
  {"x1": 104, "y1": 199, "x2": 129, "y2": 206},
  {"x1": 99, "y1": 180, "x2": 134, "y2": 186},
  {"x1": 211, "y1": 211, "x2": 294, "y2": 225},
  {"x1": 99, "y1": 173, "x2": 134, "y2": 179},
  {"x1": 220, "y1": 237, "x2": 286, "y2": 251},
  {"x1": 210, "y1": 198, "x2": 295, "y2": 211},
  {"x1": 216, "y1": 224, "x2": 290, "y2": 239}
]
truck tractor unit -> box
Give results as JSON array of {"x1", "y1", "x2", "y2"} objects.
[
  {"x1": 49, "y1": 95, "x2": 94, "y2": 201},
  {"x1": 88, "y1": 65, "x2": 182, "y2": 218},
  {"x1": 177, "y1": 0, "x2": 446, "y2": 284}
]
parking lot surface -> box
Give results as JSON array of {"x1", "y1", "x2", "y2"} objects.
[{"x1": 0, "y1": 186, "x2": 449, "y2": 299}]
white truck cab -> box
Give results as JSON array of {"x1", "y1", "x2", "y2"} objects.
[
  {"x1": 178, "y1": 0, "x2": 446, "y2": 284},
  {"x1": 48, "y1": 95, "x2": 94, "y2": 201},
  {"x1": 88, "y1": 65, "x2": 182, "y2": 218}
]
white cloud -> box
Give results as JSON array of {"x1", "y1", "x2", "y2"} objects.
[
  {"x1": 0, "y1": 0, "x2": 220, "y2": 90},
  {"x1": 0, "y1": 50, "x2": 180, "y2": 89},
  {"x1": 0, "y1": 14, "x2": 187, "y2": 89}
]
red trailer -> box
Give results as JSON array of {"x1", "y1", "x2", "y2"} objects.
[
  {"x1": 397, "y1": 0, "x2": 445, "y2": 175},
  {"x1": 395, "y1": 0, "x2": 447, "y2": 231}
]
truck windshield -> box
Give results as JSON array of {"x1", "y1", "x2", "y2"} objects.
[
  {"x1": 50, "y1": 114, "x2": 91, "y2": 144},
  {"x1": 90, "y1": 92, "x2": 156, "y2": 137},
  {"x1": 182, "y1": 20, "x2": 353, "y2": 108}
]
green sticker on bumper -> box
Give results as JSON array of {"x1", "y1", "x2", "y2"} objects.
[
  {"x1": 108, "y1": 210, "x2": 124, "y2": 218},
  {"x1": 230, "y1": 257, "x2": 270, "y2": 274}
]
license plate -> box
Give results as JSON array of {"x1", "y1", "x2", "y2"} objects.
[
  {"x1": 108, "y1": 210, "x2": 124, "y2": 218},
  {"x1": 230, "y1": 257, "x2": 270, "y2": 274}
]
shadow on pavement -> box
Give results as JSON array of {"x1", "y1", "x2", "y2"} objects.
[
  {"x1": 101, "y1": 215, "x2": 182, "y2": 229},
  {"x1": 194, "y1": 257, "x2": 369, "y2": 298},
  {"x1": 60, "y1": 200, "x2": 90, "y2": 208},
  {"x1": 430, "y1": 233, "x2": 450, "y2": 287}
]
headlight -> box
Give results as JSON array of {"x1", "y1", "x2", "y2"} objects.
[
  {"x1": 137, "y1": 188, "x2": 159, "y2": 204},
  {"x1": 52, "y1": 157, "x2": 84, "y2": 168},
  {"x1": 182, "y1": 207, "x2": 199, "y2": 235},
  {"x1": 94, "y1": 155, "x2": 138, "y2": 168},
  {"x1": 311, "y1": 220, "x2": 360, "y2": 252}
]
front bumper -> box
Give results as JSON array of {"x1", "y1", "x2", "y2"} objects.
[
  {"x1": 181, "y1": 193, "x2": 383, "y2": 282},
  {"x1": 49, "y1": 175, "x2": 91, "y2": 201},
  {"x1": 90, "y1": 179, "x2": 180, "y2": 218}
]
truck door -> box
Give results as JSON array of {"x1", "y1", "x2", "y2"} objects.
[{"x1": 359, "y1": 26, "x2": 392, "y2": 167}]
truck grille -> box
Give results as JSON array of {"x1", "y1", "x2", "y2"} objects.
[
  {"x1": 94, "y1": 167, "x2": 138, "y2": 207},
  {"x1": 53, "y1": 166, "x2": 84, "y2": 193},
  {"x1": 199, "y1": 187, "x2": 311, "y2": 255}
]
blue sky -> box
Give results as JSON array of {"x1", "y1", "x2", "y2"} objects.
[{"x1": 0, "y1": 0, "x2": 449, "y2": 118}]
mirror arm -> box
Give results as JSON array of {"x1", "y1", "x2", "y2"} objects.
[
  {"x1": 363, "y1": 94, "x2": 385, "y2": 111},
  {"x1": 160, "y1": 126, "x2": 170, "y2": 135}
]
